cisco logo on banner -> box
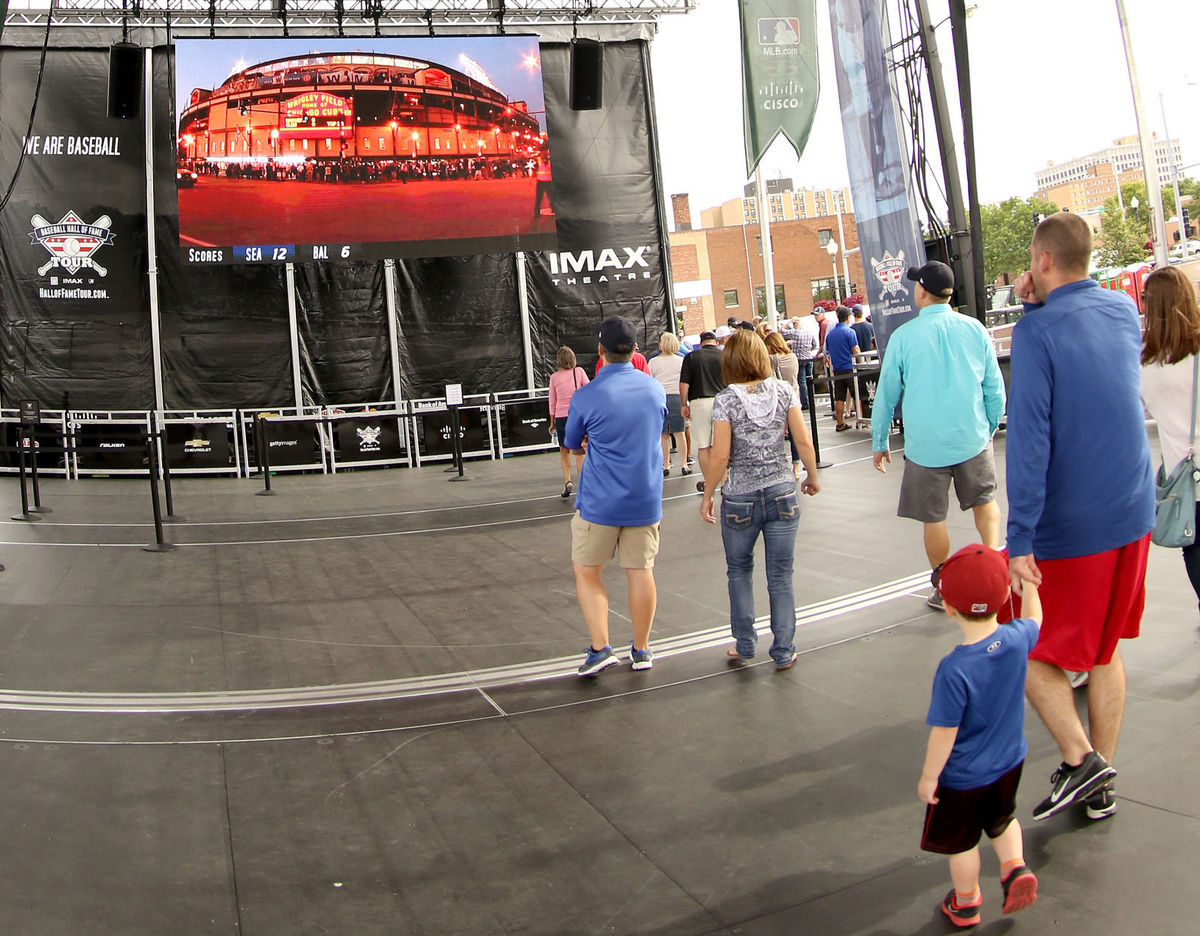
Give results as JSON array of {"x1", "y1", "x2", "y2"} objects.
[{"x1": 546, "y1": 245, "x2": 656, "y2": 289}]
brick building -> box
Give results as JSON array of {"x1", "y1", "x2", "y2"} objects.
[{"x1": 669, "y1": 193, "x2": 865, "y2": 336}]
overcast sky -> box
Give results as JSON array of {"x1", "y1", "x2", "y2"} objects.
[{"x1": 650, "y1": 0, "x2": 1199, "y2": 227}]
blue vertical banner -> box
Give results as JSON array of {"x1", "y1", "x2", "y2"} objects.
[
  {"x1": 828, "y1": 0, "x2": 925, "y2": 355},
  {"x1": 740, "y1": 0, "x2": 821, "y2": 176}
]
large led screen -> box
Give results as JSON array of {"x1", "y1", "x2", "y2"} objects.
[{"x1": 174, "y1": 37, "x2": 556, "y2": 264}]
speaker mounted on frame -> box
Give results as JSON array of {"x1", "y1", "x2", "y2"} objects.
[
  {"x1": 107, "y1": 42, "x2": 143, "y2": 120},
  {"x1": 569, "y1": 38, "x2": 603, "y2": 111}
]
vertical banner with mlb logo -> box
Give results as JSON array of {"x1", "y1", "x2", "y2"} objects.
[
  {"x1": 740, "y1": 1, "x2": 821, "y2": 175},
  {"x1": 828, "y1": 0, "x2": 926, "y2": 356}
]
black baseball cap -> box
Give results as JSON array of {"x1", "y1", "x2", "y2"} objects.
[
  {"x1": 699, "y1": 330, "x2": 717, "y2": 342},
  {"x1": 597, "y1": 316, "x2": 637, "y2": 354},
  {"x1": 906, "y1": 261, "x2": 955, "y2": 297}
]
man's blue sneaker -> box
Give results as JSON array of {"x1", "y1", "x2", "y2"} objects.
[
  {"x1": 629, "y1": 643, "x2": 654, "y2": 671},
  {"x1": 578, "y1": 645, "x2": 619, "y2": 676}
]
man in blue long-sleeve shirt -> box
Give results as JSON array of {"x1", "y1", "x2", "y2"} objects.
[
  {"x1": 871, "y1": 261, "x2": 1006, "y2": 609},
  {"x1": 1006, "y1": 213, "x2": 1154, "y2": 824}
]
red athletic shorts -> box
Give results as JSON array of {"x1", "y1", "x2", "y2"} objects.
[{"x1": 1001, "y1": 534, "x2": 1150, "y2": 671}]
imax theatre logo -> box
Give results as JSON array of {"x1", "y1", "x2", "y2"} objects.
[
  {"x1": 30, "y1": 211, "x2": 115, "y2": 277},
  {"x1": 547, "y1": 245, "x2": 655, "y2": 288}
]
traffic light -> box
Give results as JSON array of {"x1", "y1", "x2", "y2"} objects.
[{"x1": 1183, "y1": 207, "x2": 1192, "y2": 239}]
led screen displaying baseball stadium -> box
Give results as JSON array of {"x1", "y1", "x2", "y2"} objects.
[{"x1": 174, "y1": 36, "x2": 556, "y2": 264}]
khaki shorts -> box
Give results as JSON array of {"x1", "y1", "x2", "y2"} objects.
[
  {"x1": 688, "y1": 396, "x2": 716, "y2": 450},
  {"x1": 898, "y1": 444, "x2": 997, "y2": 523},
  {"x1": 571, "y1": 512, "x2": 660, "y2": 569}
]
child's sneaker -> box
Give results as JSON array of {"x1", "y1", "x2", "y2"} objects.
[
  {"x1": 577, "y1": 646, "x2": 619, "y2": 676},
  {"x1": 628, "y1": 643, "x2": 654, "y2": 671},
  {"x1": 1000, "y1": 865, "x2": 1038, "y2": 914},
  {"x1": 940, "y1": 891, "x2": 981, "y2": 928}
]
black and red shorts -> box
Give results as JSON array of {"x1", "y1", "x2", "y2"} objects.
[{"x1": 920, "y1": 761, "x2": 1023, "y2": 856}]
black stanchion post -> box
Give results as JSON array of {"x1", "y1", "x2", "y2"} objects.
[
  {"x1": 11, "y1": 427, "x2": 41, "y2": 522},
  {"x1": 256, "y1": 414, "x2": 276, "y2": 496},
  {"x1": 28, "y1": 428, "x2": 50, "y2": 514},
  {"x1": 153, "y1": 413, "x2": 182, "y2": 521},
  {"x1": 806, "y1": 374, "x2": 832, "y2": 469},
  {"x1": 143, "y1": 429, "x2": 176, "y2": 552},
  {"x1": 448, "y1": 405, "x2": 470, "y2": 482}
]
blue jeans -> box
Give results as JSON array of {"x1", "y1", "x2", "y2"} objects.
[
  {"x1": 797, "y1": 359, "x2": 814, "y2": 408},
  {"x1": 720, "y1": 481, "x2": 801, "y2": 663}
]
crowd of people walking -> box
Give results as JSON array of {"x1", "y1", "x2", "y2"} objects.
[{"x1": 545, "y1": 213, "x2": 1198, "y2": 926}]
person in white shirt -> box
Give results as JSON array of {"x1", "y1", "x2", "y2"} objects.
[{"x1": 1139, "y1": 265, "x2": 1200, "y2": 612}]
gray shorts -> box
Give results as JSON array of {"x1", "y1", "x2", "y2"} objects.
[{"x1": 897, "y1": 444, "x2": 997, "y2": 523}]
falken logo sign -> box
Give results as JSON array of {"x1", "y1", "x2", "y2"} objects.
[
  {"x1": 29, "y1": 210, "x2": 115, "y2": 301},
  {"x1": 546, "y1": 245, "x2": 656, "y2": 288}
]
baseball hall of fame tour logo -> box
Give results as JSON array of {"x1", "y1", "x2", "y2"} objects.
[
  {"x1": 871, "y1": 250, "x2": 908, "y2": 298},
  {"x1": 30, "y1": 211, "x2": 115, "y2": 277}
]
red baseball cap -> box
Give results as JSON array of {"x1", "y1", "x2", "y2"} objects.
[{"x1": 936, "y1": 544, "x2": 1010, "y2": 615}]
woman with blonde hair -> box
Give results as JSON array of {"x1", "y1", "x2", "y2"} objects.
[
  {"x1": 1139, "y1": 265, "x2": 1200, "y2": 610},
  {"x1": 548, "y1": 346, "x2": 588, "y2": 497},
  {"x1": 701, "y1": 329, "x2": 821, "y2": 669},
  {"x1": 647, "y1": 331, "x2": 691, "y2": 475}
]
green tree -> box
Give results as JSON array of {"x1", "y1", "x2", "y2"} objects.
[
  {"x1": 1095, "y1": 201, "x2": 1149, "y2": 268},
  {"x1": 1113, "y1": 180, "x2": 1180, "y2": 218},
  {"x1": 979, "y1": 195, "x2": 1058, "y2": 283}
]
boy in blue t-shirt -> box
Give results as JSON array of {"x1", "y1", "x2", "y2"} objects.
[{"x1": 919, "y1": 544, "x2": 1042, "y2": 928}]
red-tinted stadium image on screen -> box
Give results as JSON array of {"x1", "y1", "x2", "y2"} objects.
[{"x1": 174, "y1": 37, "x2": 557, "y2": 264}]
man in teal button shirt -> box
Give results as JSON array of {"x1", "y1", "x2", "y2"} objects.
[{"x1": 871, "y1": 261, "x2": 1006, "y2": 609}]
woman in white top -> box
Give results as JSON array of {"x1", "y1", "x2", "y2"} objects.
[
  {"x1": 1139, "y1": 266, "x2": 1200, "y2": 611},
  {"x1": 648, "y1": 332, "x2": 691, "y2": 476}
]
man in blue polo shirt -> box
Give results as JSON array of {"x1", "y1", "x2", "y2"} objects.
[
  {"x1": 870, "y1": 261, "x2": 1006, "y2": 609},
  {"x1": 564, "y1": 317, "x2": 668, "y2": 676},
  {"x1": 824, "y1": 306, "x2": 861, "y2": 430}
]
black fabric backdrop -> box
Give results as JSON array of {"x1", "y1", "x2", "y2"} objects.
[
  {"x1": 0, "y1": 39, "x2": 670, "y2": 410},
  {"x1": 527, "y1": 41, "x2": 670, "y2": 382},
  {"x1": 0, "y1": 47, "x2": 153, "y2": 409},
  {"x1": 294, "y1": 261, "x2": 392, "y2": 406}
]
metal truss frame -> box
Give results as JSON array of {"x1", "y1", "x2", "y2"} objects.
[{"x1": 4, "y1": 0, "x2": 694, "y2": 31}]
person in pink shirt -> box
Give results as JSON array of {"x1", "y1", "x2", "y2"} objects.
[{"x1": 549, "y1": 346, "x2": 589, "y2": 497}]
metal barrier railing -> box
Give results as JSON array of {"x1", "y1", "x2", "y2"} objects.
[
  {"x1": 240, "y1": 409, "x2": 329, "y2": 476},
  {"x1": 408, "y1": 394, "x2": 496, "y2": 467},
  {"x1": 493, "y1": 388, "x2": 557, "y2": 458}
]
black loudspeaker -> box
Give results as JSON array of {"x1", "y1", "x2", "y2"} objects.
[
  {"x1": 107, "y1": 42, "x2": 143, "y2": 120},
  {"x1": 570, "y1": 39, "x2": 603, "y2": 111}
]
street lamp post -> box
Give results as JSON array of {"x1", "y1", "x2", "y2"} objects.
[
  {"x1": 834, "y1": 191, "x2": 851, "y2": 299},
  {"x1": 826, "y1": 240, "x2": 841, "y2": 305},
  {"x1": 1159, "y1": 93, "x2": 1184, "y2": 247}
]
